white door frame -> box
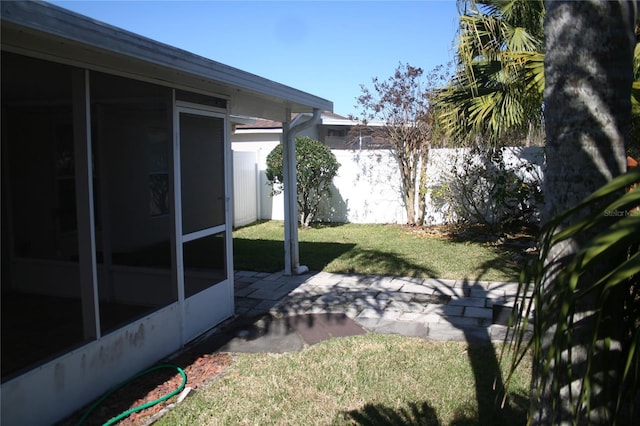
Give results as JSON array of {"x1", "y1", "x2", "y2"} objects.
[{"x1": 173, "y1": 100, "x2": 234, "y2": 343}]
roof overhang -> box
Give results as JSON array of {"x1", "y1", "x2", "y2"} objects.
[
  {"x1": 0, "y1": 1, "x2": 333, "y2": 121},
  {"x1": 321, "y1": 117, "x2": 385, "y2": 127}
]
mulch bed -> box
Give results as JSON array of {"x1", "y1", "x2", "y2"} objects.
[{"x1": 60, "y1": 351, "x2": 233, "y2": 426}]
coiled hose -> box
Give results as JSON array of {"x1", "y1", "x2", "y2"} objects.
[{"x1": 77, "y1": 363, "x2": 187, "y2": 426}]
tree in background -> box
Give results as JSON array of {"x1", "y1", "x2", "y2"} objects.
[
  {"x1": 352, "y1": 63, "x2": 450, "y2": 226},
  {"x1": 266, "y1": 136, "x2": 340, "y2": 227}
]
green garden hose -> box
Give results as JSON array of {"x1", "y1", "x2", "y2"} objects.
[{"x1": 77, "y1": 363, "x2": 187, "y2": 426}]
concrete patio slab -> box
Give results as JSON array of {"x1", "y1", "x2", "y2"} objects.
[{"x1": 186, "y1": 270, "x2": 529, "y2": 356}]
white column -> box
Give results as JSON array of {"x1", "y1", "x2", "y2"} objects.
[
  {"x1": 281, "y1": 108, "x2": 321, "y2": 275},
  {"x1": 282, "y1": 109, "x2": 300, "y2": 275}
]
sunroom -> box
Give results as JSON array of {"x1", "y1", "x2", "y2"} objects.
[{"x1": 0, "y1": 2, "x2": 331, "y2": 425}]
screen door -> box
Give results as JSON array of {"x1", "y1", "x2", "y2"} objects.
[{"x1": 177, "y1": 106, "x2": 233, "y2": 341}]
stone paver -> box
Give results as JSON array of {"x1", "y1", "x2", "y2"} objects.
[{"x1": 233, "y1": 270, "x2": 531, "y2": 343}]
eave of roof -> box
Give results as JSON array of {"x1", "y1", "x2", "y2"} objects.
[
  {"x1": 0, "y1": 1, "x2": 332, "y2": 121},
  {"x1": 233, "y1": 111, "x2": 384, "y2": 130}
]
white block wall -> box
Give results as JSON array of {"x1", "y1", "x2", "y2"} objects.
[{"x1": 232, "y1": 144, "x2": 544, "y2": 226}]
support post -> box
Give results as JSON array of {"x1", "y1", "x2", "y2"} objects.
[
  {"x1": 281, "y1": 108, "x2": 322, "y2": 275},
  {"x1": 282, "y1": 109, "x2": 297, "y2": 275}
]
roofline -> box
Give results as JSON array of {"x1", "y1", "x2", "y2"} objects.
[
  {"x1": 232, "y1": 110, "x2": 387, "y2": 130},
  {"x1": 234, "y1": 128, "x2": 283, "y2": 135},
  {"x1": 321, "y1": 118, "x2": 386, "y2": 127},
  {"x1": 321, "y1": 115, "x2": 385, "y2": 127},
  {"x1": 0, "y1": 1, "x2": 333, "y2": 117}
]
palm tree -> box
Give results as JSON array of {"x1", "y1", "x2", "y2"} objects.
[
  {"x1": 504, "y1": 1, "x2": 639, "y2": 423},
  {"x1": 437, "y1": 0, "x2": 545, "y2": 145},
  {"x1": 439, "y1": 0, "x2": 640, "y2": 151}
]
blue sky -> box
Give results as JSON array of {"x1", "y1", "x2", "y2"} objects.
[{"x1": 51, "y1": 1, "x2": 460, "y2": 117}]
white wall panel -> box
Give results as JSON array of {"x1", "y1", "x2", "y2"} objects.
[{"x1": 233, "y1": 151, "x2": 259, "y2": 227}]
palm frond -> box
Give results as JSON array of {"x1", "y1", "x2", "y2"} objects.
[
  {"x1": 504, "y1": 169, "x2": 640, "y2": 422},
  {"x1": 438, "y1": 0, "x2": 545, "y2": 145},
  {"x1": 506, "y1": 25, "x2": 542, "y2": 52}
]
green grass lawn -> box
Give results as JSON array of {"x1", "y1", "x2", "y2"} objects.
[
  {"x1": 157, "y1": 335, "x2": 531, "y2": 426},
  {"x1": 234, "y1": 221, "x2": 528, "y2": 282}
]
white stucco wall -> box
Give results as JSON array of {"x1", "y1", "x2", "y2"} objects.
[
  {"x1": 232, "y1": 129, "x2": 546, "y2": 226},
  {"x1": 232, "y1": 131, "x2": 406, "y2": 224},
  {"x1": 318, "y1": 150, "x2": 407, "y2": 223}
]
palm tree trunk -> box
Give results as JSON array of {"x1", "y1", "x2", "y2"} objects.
[{"x1": 535, "y1": 0, "x2": 636, "y2": 423}]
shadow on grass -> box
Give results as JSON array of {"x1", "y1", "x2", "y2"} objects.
[
  {"x1": 339, "y1": 368, "x2": 527, "y2": 426},
  {"x1": 232, "y1": 221, "x2": 531, "y2": 424},
  {"x1": 233, "y1": 239, "x2": 358, "y2": 272},
  {"x1": 433, "y1": 225, "x2": 536, "y2": 424},
  {"x1": 234, "y1": 239, "x2": 438, "y2": 278},
  {"x1": 471, "y1": 244, "x2": 536, "y2": 282},
  {"x1": 341, "y1": 401, "x2": 440, "y2": 425},
  {"x1": 462, "y1": 239, "x2": 534, "y2": 425},
  {"x1": 422, "y1": 276, "x2": 530, "y2": 425},
  {"x1": 331, "y1": 247, "x2": 438, "y2": 278},
  {"x1": 307, "y1": 222, "x2": 350, "y2": 229},
  {"x1": 233, "y1": 238, "x2": 286, "y2": 272},
  {"x1": 441, "y1": 222, "x2": 537, "y2": 282},
  {"x1": 472, "y1": 257, "x2": 518, "y2": 282}
]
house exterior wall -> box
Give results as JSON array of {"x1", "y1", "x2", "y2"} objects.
[
  {"x1": 1, "y1": 306, "x2": 183, "y2": 426},
  {"x1": 1, "y1": 51, "x2": 233, "y2": 426},
  {"x1": 1, "y1": 2, "x2": 332, "y2": 423}
]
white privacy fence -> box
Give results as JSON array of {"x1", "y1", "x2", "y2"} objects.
[
  {"x1": 232, "y1": 150, "x2": 259, "y2": 227},
  {"x1": 232, "y1": 146, "x2": 545, "y2": 226}
]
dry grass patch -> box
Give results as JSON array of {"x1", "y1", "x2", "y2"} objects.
[{"x1": 157, "y1": 334, "x2": 531, "y2": 425}]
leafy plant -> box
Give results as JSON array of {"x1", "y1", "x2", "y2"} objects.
[
  {"x1": 504, "y1": 169, "x2": 640, "y2": 423},
  {"x1": 431, "y1": 145, "x2": 543, "y2": 229},
  {"x1": 438, "y1": 0, "x2": 640, "y2": 150},
  {"x1": 266, "y1": 136, "x2": 340, "y2": 227},
  {"x1": 436, "y1": 0, "x2": 545, "y2": 145}
]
